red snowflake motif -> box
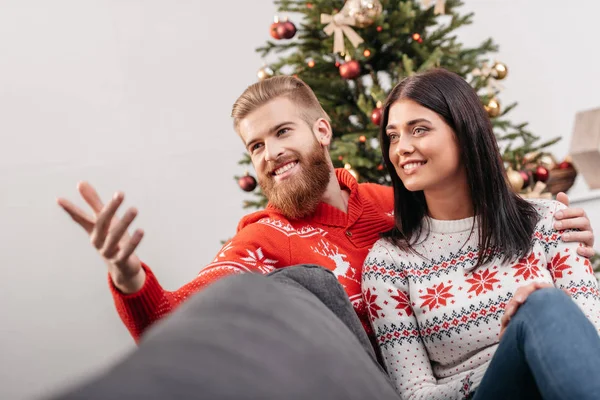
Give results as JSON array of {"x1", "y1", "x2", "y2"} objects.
[
  {"x1": 547, "y1": 252, "x2": 573, "y2": 280},
  {"x1": 513, "y1": 253, "x2": 541, "y2": 280},
  {"x1": 364, "y1": 288, "x2": 383, "y2": 319},
  {"x1": 584, "y1": 258, "x2": 594, "y2": 276},
  {"x1": 391, "y1": 289, "x2": 413, "y2": 317},
  {"x1": 419, "y1": 282, "x2": 454, "y2": 311},
  {"x1": 465, "y1": 269, "x2": 500, "y2": 296}
]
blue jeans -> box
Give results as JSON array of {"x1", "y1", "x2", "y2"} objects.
[{"x1": 473, "y1": 288, "x2": 600, "y2": 400}]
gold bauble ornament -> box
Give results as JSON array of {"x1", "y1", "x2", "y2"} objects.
[
  {"x1": 506, "y1": 168, "x2": 524, "y2": 192},
  {"x1": 492, "y1": 62, "x2": 508, "y2": 80},
  {"x1": 484, "y1": 98, "x2": 501, "y2": 118},
  {"x1": 341, "y1": 0, "x2": 383, "y2": 28},
  {"x1": 344, "y1": 163, "x2": 359, "y2": 180},
  {"x1": 257, "y1": 65, "x2": 274, "y2": 81}
]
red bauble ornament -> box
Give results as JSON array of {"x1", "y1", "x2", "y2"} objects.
[
  {"x1": 339, "y1": 60, "x2": 361, "y2": 79},
  {"x1": 519, "y1": 170, "x2": 531, "y2": 188},
  {"x1": 534, "y1": 166, "x2": 549, "y2": 183},
  {"x1": 558, "y1": 161, "x2": 573, "y2": 169},
  {"x1": 238, "y1": 173, "x2": 257, "y2": 192},
  {"x1": 276, "y1": 19, "x2": 297, "y2": 39},
  {"x1": 371, "y1": 107, "x2": 382, "y2": 125},
  {"x1": 270, "y1": 18, "x2": 281, "y2": 40}
]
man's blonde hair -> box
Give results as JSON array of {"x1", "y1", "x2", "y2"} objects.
[{"x1": 231, "y1": 76, "x2": 331, "y2": 133}]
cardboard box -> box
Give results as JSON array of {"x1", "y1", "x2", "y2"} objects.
[{"x1": 570, "y1": 107, "x2": 600, "y2": 189}]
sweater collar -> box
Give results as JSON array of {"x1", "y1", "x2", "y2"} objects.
[{"x1": 426, "y1": 215, "x2": 476, "y2": 234}]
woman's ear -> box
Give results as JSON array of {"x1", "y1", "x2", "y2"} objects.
[{"x1": 313, "y1": 118, "x2": 332, "y2": 146}]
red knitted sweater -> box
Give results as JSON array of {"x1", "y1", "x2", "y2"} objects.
[{"x1": 110, "y1": 169, "x2": 394, "y2": 342}]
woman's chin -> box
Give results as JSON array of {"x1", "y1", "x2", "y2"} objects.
[{"x1": 401, "y1": 179, "x2": 425, "y2": 192}]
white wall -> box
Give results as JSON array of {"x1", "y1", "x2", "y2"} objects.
[
  {"x1": 457, "y1": 0, "x2": 600, "y2": 251},
  {"x1": 0, "y1": 1, "x2": 598, "y2": 399}
]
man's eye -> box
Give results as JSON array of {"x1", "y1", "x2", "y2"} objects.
[
  {"x1": 251, "y1": 143, "x2": 263, "y2": 152},
  {"x1": 277, "y1": 128, "x2": 289, "y2": 136}
]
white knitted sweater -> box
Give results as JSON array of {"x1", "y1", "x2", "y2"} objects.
[{"x1": 362, "y1": 199, "x2": 600, "y2": 399}]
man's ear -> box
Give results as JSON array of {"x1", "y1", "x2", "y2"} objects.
[{"x1": 313, "y1": 118, "x2": 332, "y2": 146}]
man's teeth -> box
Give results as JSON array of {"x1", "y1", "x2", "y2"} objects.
[
  {"x1": 274, "y1": 162, "x2": 297, "y2": 175},
  {"x1": 403, "y1": 161, "x2": 426, "y2": 171}
]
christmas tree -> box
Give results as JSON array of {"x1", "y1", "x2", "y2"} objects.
[{"x1": 237, "y1": 0, "x2": 577, "y2": 209}]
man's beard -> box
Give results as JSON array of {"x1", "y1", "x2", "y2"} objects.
[{"x1": 259, "y1": 141, "x2": 331, "y2": 220}]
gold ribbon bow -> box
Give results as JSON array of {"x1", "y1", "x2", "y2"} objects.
[
  {"x1": 321, "y1": 12, "x2": 364, "y2": 54},
  {"x1": 422, "y1": 0, "x2": 446, "y2": 15}
]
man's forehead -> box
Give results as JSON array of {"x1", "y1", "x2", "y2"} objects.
[{"x1": 240, "y1": 98, "x2": 299, "y2": 136}]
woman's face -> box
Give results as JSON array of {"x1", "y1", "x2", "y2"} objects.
[{"x1": 386, "y1": 99, "x2": 466, "y2": 193}]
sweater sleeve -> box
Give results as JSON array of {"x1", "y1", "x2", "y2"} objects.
[
  {"x1": 362, "y1": 241, "x2": 484, "y2": 400},
  {"x1": 110, "y1": 223, "x2": 291, "y2": 342},
  {"x1": 543, "y1": 201, "x2": 600, "y2": 333}
]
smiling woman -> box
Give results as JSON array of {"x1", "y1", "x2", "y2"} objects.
[
  {"x1": 363, "y1": 68, "x2": 600, "y2": 400},
  {"x1": 385, "y1": 103, "x2": 467, "y2": 207},
  {"x1": 378, "y1": 68, "x2": 535, "y2": 265}
]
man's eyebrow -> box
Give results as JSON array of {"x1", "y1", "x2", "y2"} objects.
[{"x1": 245, "y1": 122, "x2": 295, "y2": 149}]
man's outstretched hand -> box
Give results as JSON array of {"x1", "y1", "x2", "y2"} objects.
[{"x1": 57, "y1": 182, "x2": 146, "y2": 294}]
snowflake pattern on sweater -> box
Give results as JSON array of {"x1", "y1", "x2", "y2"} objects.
[
  {"x1": 110, "y1": 169, "x2": 395, "y2": 342},
  {"x1": 362, "y1": 199, "x2": 600, "y2": 400}
]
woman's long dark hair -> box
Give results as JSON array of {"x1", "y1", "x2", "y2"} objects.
[{"x1": 380, "y1": 68, "x2": 539, "y2": 268}]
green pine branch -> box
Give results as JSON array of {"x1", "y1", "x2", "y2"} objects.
[{"x1": 237, "y1": 0, "x2": 561, "y2": 210}]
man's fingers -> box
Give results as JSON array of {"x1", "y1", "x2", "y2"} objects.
[
  {"x1": 101, "y1": 207, "x2": 138, "y2": 259},
  {"x1": 556, "y1": 192, "x2": 569, "y2": 207},
  {"x1": 90, "y1": 193, "x2": 124, "y2": 249},
  {"x1": 554, "y1": 207, "x2": 586, "y2": 221},
  {"x1": 115, "y1": 229, "x2": 144, "y2": 266},
  {"x1": 555, "y1": 217, "x2": 591, "y2": 233},
  {"x1": 577, "y1": 245, "x2": 596, "y2": 258},
  {"x1": 78, "y1": 181, "x2": 105, "y2": 214},
  {"x1": 562, "y1": 230, "x2": 594, "y2": 247},
  {"x1": 57, "y1": 198, "x2": 95, "y2": 234}
]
